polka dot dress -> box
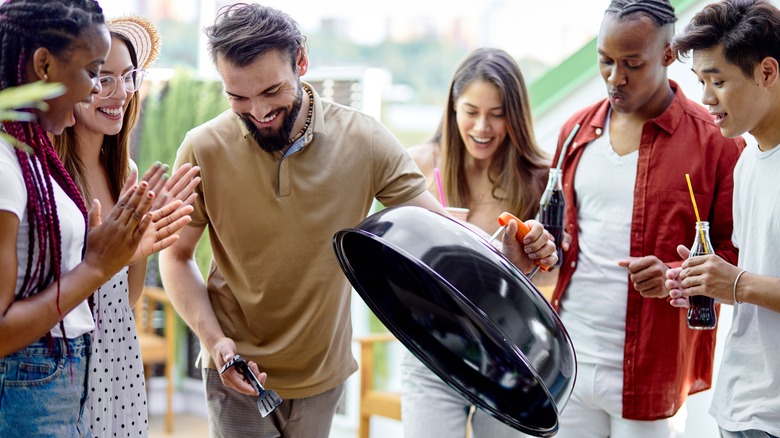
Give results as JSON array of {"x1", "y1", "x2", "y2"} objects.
[{"x1": 87, "y1": 268, "x2": 148, "y2": 437}]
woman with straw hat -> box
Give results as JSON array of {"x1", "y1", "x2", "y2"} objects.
[{"x1": 54, "y1": 15, "x2": 199, "y2": 436}]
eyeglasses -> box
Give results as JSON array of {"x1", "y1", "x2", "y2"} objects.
[{"x1": 96, "y1": 68, "x2": 146, "y2": 99}]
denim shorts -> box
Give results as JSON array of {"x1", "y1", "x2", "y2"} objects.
[{"x1": 0, "y1": 334, "x2": 93, "y2": 437}]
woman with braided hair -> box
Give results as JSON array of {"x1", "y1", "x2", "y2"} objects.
[{"x1": 0, "y1": 1, "x2": 189, "y2": 436}]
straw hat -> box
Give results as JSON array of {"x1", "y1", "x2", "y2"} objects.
[{"x1": 107, "y1": 15, "x2": 161, "y2": 70}]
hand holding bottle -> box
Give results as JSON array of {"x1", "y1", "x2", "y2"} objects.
[{"x1": 666, "y1": 244, "x2": 743, "y2": 309}]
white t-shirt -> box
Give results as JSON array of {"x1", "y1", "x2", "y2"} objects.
[
  {"x1": 560, "y1": 113, "x2": 639, "y2": 368},
  {"x1": 0, "y1": 140, "x2": 94, "y2": 338},
  {"x1": 709, "y1": 142, "x2": 780, "y2": 435}
]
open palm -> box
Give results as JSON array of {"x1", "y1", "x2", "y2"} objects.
[{"x1": 128, "y1": 163, "x2": 200, "y2": 264}]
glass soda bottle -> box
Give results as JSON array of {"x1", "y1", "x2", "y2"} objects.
[
  {"x1": 538, "y1": 168, "x2": 565, "y2": 267},
  {"x1": 687, "y1": 221, "x2": 717, "y2": 330}
]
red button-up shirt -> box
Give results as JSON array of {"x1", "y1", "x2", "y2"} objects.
[{"x1": 551, "y1": 81, "x2": 744, "y2": 420}]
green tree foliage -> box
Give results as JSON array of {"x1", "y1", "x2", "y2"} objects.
[
  {"x1": 137, "y1": 68, "x2": 228, "y2": 172},
  {"x1": 308, "y1": 29, "x2": 469, "y2": 105},
  {"x1": 137, "y1": 68, "x2": 229, "y2": 280},
  {"x1": 155, "y1": 20, "x2": 200, "y2": 68}
]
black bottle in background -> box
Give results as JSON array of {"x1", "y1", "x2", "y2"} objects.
[{"x1": 538, "y1": 168, "x2": 565, "y2": 267}]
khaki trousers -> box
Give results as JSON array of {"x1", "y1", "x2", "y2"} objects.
[{"x1": 203, "y1": 368, "x2": 345, "y2": 438}]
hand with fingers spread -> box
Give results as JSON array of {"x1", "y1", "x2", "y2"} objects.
[
  {"x1": 83, "y1": 181, "x2": 156, "y2": 279},
  {"x1": 127, "y1": 163, "x2": 200, "y2": 264},
  {"x1": 122, "y1": 161, "x2": 169, "y2": 200},
  {"x1": 128, "y1": 200, "x2": 194, "y2": 264},
  {"x1": 618, "y1": 256, "x2": 669, "y2": 298},
  {"x1": 154, "y1": 163, "x2": 201, "y2": 208},
  {"x1": 500, "y1": 218, "x2": 558, "y2": 274}
]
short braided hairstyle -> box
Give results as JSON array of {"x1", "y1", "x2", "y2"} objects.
[
  {"x1": 0, "y1": 0, "x2": 104, "y2": 310},
  {"x1": 605, "y1": 0, "x2": 678, "y2": 27}
]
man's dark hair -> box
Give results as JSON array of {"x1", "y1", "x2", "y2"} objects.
[
  {"x1": 605, "y1": 0, "x2": 677, "y2": 26},
  {"x1": 672, "y1": 0, "x2": 780, "y2": 78},
  {"x1": 205, "y1": 3, "x2": 307, "y2": 69}
]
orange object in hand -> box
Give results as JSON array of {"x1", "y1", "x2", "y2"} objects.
[{"x1": 494, "y1": 212, "x2": 551, "y2": 272}]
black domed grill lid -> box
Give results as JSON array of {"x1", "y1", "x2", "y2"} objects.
[{"x1": 333, "y1": 206, "x2": 576, "y2": 437}]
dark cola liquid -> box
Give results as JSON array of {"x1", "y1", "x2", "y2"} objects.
[
  {"x1": 687, "y1": 250, "x2": 717, "y2": 330},
  {"x1": 539, "y1": 189, "x2": 565, "y2": 267}
]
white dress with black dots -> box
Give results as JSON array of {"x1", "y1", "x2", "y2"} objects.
[{"x1": 87, "y1": 267, "x2": 148, "y2": 437}]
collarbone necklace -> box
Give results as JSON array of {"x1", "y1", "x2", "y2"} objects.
[{"x1": 289, "y1": 86, "x2": 314, "y2": 144}]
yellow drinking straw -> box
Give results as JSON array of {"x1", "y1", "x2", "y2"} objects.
[{"x1": 685, "y1": 173, "x2": 709, "y2": 254}]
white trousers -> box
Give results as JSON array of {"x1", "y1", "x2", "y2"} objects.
[
  {"x1": 400, "y1": 351, "x2": 532, "y2": 438},
  {"x1": 556, "y1": 362, "x2": 687, "y2": 438}
]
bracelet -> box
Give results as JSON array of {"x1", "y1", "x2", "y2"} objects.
[{"x1": 733, "y1": 270, "x2": 747, "y2": 304}]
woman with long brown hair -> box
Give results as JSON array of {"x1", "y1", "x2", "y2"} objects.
[
  {"x1": 408, "y1": 48, "x2": 549, "y2": 232},
  {"x1": 403, "y1": 47, "x2": 550, "y2": 438}
]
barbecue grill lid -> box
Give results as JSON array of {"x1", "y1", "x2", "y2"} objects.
[{"x1": 333, "y1": 206, "x2": 576, "y2": 437}]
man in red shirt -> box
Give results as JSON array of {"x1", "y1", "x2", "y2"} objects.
[{"x1": 549, "y1": 1, "x2": 744, "y2": 437}]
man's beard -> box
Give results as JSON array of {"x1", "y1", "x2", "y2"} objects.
[{"x1": 239, "y1": 85, "x2": 304, "y2": 153}]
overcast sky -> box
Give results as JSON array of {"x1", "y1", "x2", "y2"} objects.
[
  {"x1": 102, "y1": 0, "x2": 612, "y2": 66},
  {"x1": 256, "y1": 0, "x2": 612, "y2": 64}
]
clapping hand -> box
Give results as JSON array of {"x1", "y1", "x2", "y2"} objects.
[
  {"x1": 123, "y1": 162, "x2": 201, "y2": 264},
  {"x1": 84, "y1": 181, "x2": 156, "y2": 277}
]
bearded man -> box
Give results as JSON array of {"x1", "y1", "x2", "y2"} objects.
[{"x1": 160, "y1": 4, "x2": 555, "y2": 437}]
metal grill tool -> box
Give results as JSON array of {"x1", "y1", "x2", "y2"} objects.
[{"x1": 220, "y1": 354, "x2": 283, "y2": 417}]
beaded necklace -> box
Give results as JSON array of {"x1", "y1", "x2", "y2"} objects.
[{"x1": 290, "y1": 86, "x2": 314, "y2": 144}]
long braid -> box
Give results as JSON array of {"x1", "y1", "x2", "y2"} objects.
[
  {"x1": 39, "y1": 133, "x2": 66, "y2": 314},
  {"x1": 606, "y1": 0, "x2": 678, "y2": 26},
  {"x1": 43, "y1": 126, "x2": 90, "y2": 314},
  {"x1": 30, "y1": 131, "x2": 59, "y2": 291},
  {"x1": 0, "y1": 0, "x2": 104, "y2": 315},
  {"x1": 9, "y1": 124, "x2": 44, "y2": 298},
  {"x1": 44, "y1": 131, "x2": 89, "y2": 216}
]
